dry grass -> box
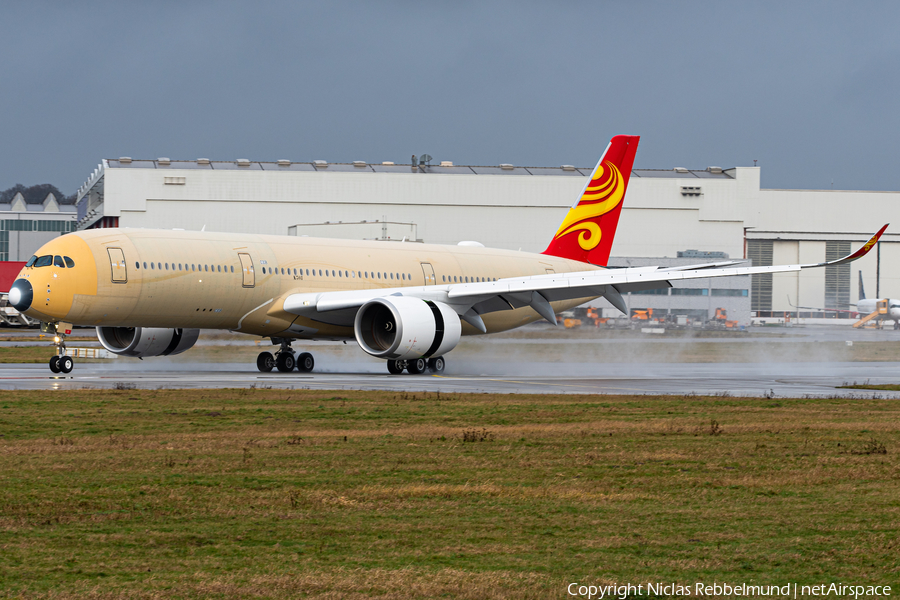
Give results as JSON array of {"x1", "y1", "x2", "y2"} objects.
[{"x1": 1, "y1": 389, "x2": 898, "y2": 597}]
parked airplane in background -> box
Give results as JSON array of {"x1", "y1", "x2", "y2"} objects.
[
  {"x1": 790, "y1": 272, "x2": 900, "y2": 329},
  {"x1": 7, "y1": 135, "x2": 888, "y2": 374}
]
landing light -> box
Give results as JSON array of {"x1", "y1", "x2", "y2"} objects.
[{"x1": 54, "y1": 336, "x2": 60, "y2": 344}]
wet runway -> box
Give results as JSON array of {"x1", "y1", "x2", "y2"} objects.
[
  {"x1": 4, "y1": 360, "x2": 900, "y2": 398},
  {"x1": 3, "y1": 324, "x2": 899, "y2": 397}
]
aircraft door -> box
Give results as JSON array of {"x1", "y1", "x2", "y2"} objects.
[
  {"x1": 420, "y1": 262, "x2": 436, "y2": 285},
  {"x1": 107, "y1": 248, "x2": 127, "y2": 283},
  {"x1": 238, "y1": 253, "x2": 255, "y2": 287}
]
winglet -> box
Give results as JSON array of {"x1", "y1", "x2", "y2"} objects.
[{"x1": 801, "y1": 224, "x2": 888, "y2": 268}]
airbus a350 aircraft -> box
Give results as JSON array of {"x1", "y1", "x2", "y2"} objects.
[{"x1": 7, "y1": 135, "x2": 888, "y2": 375}]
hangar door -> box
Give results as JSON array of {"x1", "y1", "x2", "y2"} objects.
[
  {"x1": 238, "y1": 253, "x2": 255, "y2": 288},
  {"x1": 107, "y1": 248, "x2": 127, "y2": 283}
]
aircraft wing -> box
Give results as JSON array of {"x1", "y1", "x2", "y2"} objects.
[{"x1": 282, "y1": 224, "x2": 888, "y2": 331}]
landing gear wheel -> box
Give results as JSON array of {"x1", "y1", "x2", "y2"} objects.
[
  {"x1": 276, "y1": 352, "x2": 295, "y2": 372},
  {"x1": 895, "y1": 321, "x2": 899, "y2": 330},
  {"x1": 428, "y1": 357, "x2": 445, "y2": 373},
  {"x1": 58, "y1": 356, "x2": 74, "y2": 374},
  {"x1": 407, "y1": 358, "x2": 427, "y2": 375},
  {"x1": 257, "y1": 351, "x2": 275, "y2": 372},
  {"x1": 296, "y1": 352, "x2": 314, "y2": 373},
  {"x1": 387, "y1": 359, "x2": 404, "y2": 375},
  {"x1": 49, "y1": 356, "x2": 61, "y2": 373}
]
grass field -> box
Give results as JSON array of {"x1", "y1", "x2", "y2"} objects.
[{"x1": 1, "y1": 389, "x2": 898, "y2": 598}]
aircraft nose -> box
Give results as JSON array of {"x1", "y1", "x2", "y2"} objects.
[{"x1": 9, "y1": 279, "x2": 33, "y2": 312}]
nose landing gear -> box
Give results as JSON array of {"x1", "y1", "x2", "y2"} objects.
[
  {"x1": 45, "y1": 322, "x2": 74, "y2": 374},
  {"x1": 256, "y1": 338, "x2": 315, "y2": 373}
]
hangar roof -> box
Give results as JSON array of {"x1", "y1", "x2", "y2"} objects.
[{"x1": 103, "y1": 158, "x2": 735, "y2": 179}]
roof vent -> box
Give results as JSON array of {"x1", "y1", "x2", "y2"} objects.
[
  {"x1": 118, "y1": 157, "x2": 132, "y2": 164},
  {"x1": 561, "y1": 165, "x2": 575, "y2": 171},
  {"x1": 674, "y1": 167, "x2": 689, "y2": 173},
  {"x1": 158, "y1": 157, "x2": 171, "y2": 166},
  {"x1": 440, "y1": 161, "x2": 454, "y2": 167},
  {"x1": 236, "y1": 159, "x2": 251, "y2": 167},
  {"x1": 314, "y1": 160, "x2": 328, "y2": 168},
  {"x1": 277, "y1": 159, "x2": 291, "y2": 167},
  {"x1": 196, "y1": 158, "x2": 210, "y2": 165},
  {"x1": 681, "y1": 186, "x2": 702, "y2": 197},
  {"x1": 708, "y1": 166, "x2": 723, "y2": 174},
  {"x1": 353, "y1": 161, "x2": 367, "y2": 168},
  {"x1": 382, "y1": 161, "x2": 394, "y2": 165},
  {"x1": 500, "y1": 163, "x2": 514, "y2": 170}
]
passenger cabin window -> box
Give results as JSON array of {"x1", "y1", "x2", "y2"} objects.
[
  {"x1": 150, "y1": 263, "x2": 155, "y2": 270},
  {"x1": 136, "y1": 262, "x2": 140, "y2": 269}
]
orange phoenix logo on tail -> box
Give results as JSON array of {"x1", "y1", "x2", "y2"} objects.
[{"x1": 543, "y1": 135, "x2": 639, "y2": 266}]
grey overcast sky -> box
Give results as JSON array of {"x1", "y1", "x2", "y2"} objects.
[{"x1": 3, "y1": 1, "x2": 900, "y2": 194}]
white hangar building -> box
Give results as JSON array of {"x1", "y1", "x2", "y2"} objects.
[{"x1": 73, "y1": 157, "x2": 899, "y2": 321}]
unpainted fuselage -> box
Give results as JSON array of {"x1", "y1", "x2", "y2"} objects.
[{"x1": 17, "y1": 228, "x2": 600, "y2": 338}]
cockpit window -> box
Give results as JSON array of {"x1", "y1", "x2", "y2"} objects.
[
  {"x1": 53, "y1": 256, "x2": 65, "y2": 268},
  {"x1": 64, "y1": 256, "x2": 75, "y2": 268},
  {"x1": 25, "y1": 256, "x2": 37, "y2": 267},
  {"x1": 34, "y1": 255, "x2": 53, "y2": 267}
]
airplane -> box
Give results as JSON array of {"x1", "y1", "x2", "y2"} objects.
[
  {"x1": 789, "y1": 271, "x2": 900, "y2": 329},
  {"x1": 6, "y1": 135, "x2": 888, "y2": 375}
]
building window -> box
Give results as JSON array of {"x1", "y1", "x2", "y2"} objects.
[
  {"x1": 671, "y1": 288, "x2": 707, "y2": 296},
  {"x1": 711, "y1": 289, "x2": 749, "y2": 297},
  {"x1": 634, "y1": 287, "x2": 671, "y2": 295}
]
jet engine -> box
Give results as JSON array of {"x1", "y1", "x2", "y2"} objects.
[
  {"x1": 354, "y1": 297, "x2": 461, "y2": 360},
  {"x1": 96, "y1": 327, "x2": 200, "y2": 358}
]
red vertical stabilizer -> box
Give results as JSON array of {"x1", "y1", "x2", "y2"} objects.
[{"x1": 542, "y1": 135, "x2": 639, "y2": 265}]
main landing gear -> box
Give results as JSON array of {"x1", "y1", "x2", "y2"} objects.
[
  {"x1": 256, "y1": 338, "x2": 314, "y2": 373},
  {"x1": 386, "y1": 356, "x2": 445, "y2": 375},
  {"x1": 47, "y1": 326, "x2": 74, "y2": 374}
]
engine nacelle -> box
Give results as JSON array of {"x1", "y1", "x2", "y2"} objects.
[
  {"x1": 354, "y1": 297, "x2": 461, "y2": 360},
  {"x1": 97, "y1": 327, "x2": 200, "y2": 358}
]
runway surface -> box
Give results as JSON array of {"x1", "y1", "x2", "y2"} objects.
[
  {"x1": 4, "y1": 360, "x2": 899, "y2": 398},
  {"x1": 3, "y1": 324, "x2": 899, "y2": 397}
]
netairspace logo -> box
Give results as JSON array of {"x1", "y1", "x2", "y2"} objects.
[{"x1": 566, "y1": 582, "x2": 893, "y2": 599}]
